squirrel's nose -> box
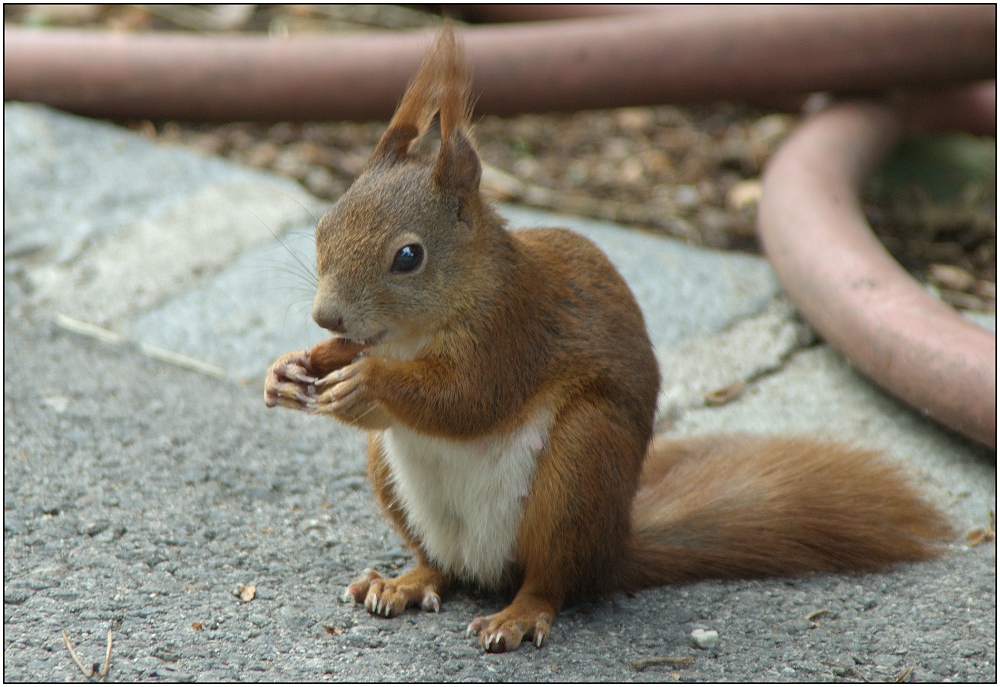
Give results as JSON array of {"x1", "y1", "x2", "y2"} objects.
[{"x1": 312, "y1": 299, "x2": 346, "y2": 334}]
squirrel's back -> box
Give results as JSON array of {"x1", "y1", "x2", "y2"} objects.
[{"x1": 510, "y1": 226, "x2": 660, "y2": 414}]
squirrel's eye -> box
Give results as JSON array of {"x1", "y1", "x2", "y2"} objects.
[{"x1": 391, "y1": 243, "x2": 424, "y2": 273}]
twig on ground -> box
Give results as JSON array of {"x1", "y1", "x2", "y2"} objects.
[
  {"x1": 100, "y1": 628, "x2": 113, "y2": 680},
  {"x1": 62, "y1": 630, "x2": 94, "y2": 679},
  {"x1": 629, "y1": 655, "x2": 695, "y2": 671},
  {"x1": 62, "y1": 629, "x2": 113, "y2": 681},
  {"x1": 53, "y1": 313, "x2": 226, "y2": 379}
]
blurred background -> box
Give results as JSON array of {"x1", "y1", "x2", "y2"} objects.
[{"x1": 5, "y1": 3, "x2": 994, "y2": 313}]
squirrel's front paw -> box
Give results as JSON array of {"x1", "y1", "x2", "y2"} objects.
[
  {"x1": 264, "y1": 350, "x2": 318, "y2": 410},
  {"x1": 312, "y1": 358, "x2": 391, "y2": 429}
]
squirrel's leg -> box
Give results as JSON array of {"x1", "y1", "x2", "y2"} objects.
[
  {"x1": 344, "y1": 558, "x2": 450, "y2": 616},
  {"x1": 344, "y1": 434, "x2": 452, "y2": 617},
  {"x1": 468, "y1": 399, "x2": 646, "y2": 652},
  {"x1": 466, "y1": 579, "x2": 560, "y2": 652}
]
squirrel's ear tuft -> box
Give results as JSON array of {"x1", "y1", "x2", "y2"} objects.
[
  {"x1": 429, "y1": 20, "x2": 478, "y2": 196},
  {"x1": 367, "y1": 21, "x2": 470, "y2": 171},
  {"x1": 433, "y1": 21, "x2": 471, "y2": 153}
]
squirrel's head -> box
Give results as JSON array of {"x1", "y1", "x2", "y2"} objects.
[{"x1": 311, "y1": 23, "x2": 490, "y2": 356}]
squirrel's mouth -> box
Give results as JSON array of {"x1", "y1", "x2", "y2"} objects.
[{"x1": 339, "y1": 330, "x2": 387, "y2": 348}]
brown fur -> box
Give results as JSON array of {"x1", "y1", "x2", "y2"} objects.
[
  {"x1": 622, "y1": 435, "x2": 952, "y2": 591},
  {"x1": 264, "y1": 23, "x2": 953, "y2": 653}
]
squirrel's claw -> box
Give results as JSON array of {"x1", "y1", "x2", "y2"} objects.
[
  {"x1": 285, "y1": 368, "x2": 319, "y2": 385},
  {"x1": 264, "y1": 384, "x2": 314, "y2": 410}
]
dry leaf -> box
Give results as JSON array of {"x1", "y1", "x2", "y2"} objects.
[
  {"x1": 191, "y1": 622, "x2": 203, "y2": 631},
  {"x1": 322, "y1": 624, "x2": 343, "y2": 635},
  {"x1": 235, "y1": 584, "x2": 256, "y2": 602},
  {"x1": 967, "y1": 527, "x2": 995, "y2": 547},
  {"x1": 968, "y1": 511, "x2": 996, "y2": 547},
  {"x1": 704, "y1": 380, "x2": 745, "y2": 406}
]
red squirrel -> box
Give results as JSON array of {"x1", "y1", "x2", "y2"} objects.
[{"x1": 264, "y1": 24, "x2": 951, "y2": 653}]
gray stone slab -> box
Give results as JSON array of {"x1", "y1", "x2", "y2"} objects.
[
  {"x1": 6, "y1": 102, "x2": 782, "y2": 380},
  {"x1": 965, "y1": 310, "x2": 996, "y2": 333},
  {"x1": 655, "y1": 297, "x2": 815, "y2": 422},
  {"x1": 4, "y1": 102, "x2": 322, "y2": 325}
]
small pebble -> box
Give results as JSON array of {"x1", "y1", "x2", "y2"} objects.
[
  {"x1": 81, "y1": 520, "x2": 111, "y2": 537},
  {"x1": 973, "y1": 280, "x2": 996, "y2": 300},
  {"x1": 41, "y1": 396, "x2": 69, "y2": 414},
  {"x1": 753, "y1": 113, "x2": 794, "y2": 145},
  {"x1": 690, "y1": 628, "x2": 719, "y2": 649},
  {"x1": 297, "y1": 518, "x2": 323, "y2": 532}
]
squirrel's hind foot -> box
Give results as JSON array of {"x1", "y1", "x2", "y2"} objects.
[
  {"x1": 345, "y1": 565, "x2": 445, "y2": 617},
  {"x1": 466, "y1": 596, "x2": 556, "y2": 653}
]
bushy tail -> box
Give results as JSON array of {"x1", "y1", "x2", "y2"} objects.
[{"x1": 619, "y1": 434, "x2": 952, "y2": 591}]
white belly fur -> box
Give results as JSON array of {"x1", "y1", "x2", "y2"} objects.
[{"x1": 379, "y1": 404, "x2": 554, "y2": 585}]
